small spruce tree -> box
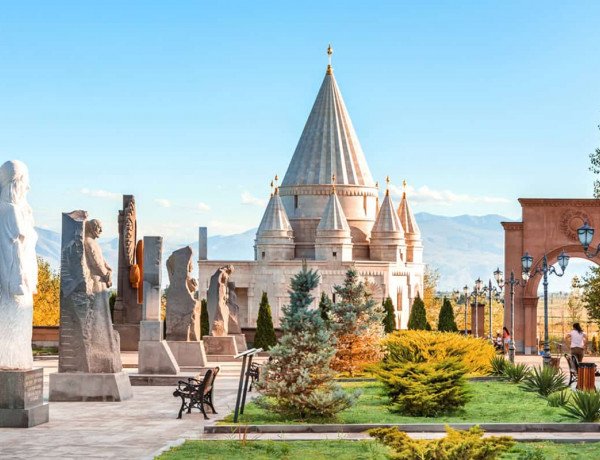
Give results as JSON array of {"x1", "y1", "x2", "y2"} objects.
[
  {"x1": 256, "y1": 266, "x2": 355, "y2": 418},
  {"x1": 200, "y1": 299, "x2": 209, "y2": 338},
  {"x1": 254, "y1": 292, "x2": 277, "y2": 350},
  {"x1": 318, "y1": 292, "x2": 333, "y2": 326},
  {"x1": 382, "y1": 297, "x2": 396, "y2": 334},
  {"x1": 329, "y1": 268, "x2": 385, "y2": 375},
  {"x1": 408, "y1": 294, "x2": 429, "y2": 330},
  {"x1": 437, "y1": 297, "x2": 459, "y2": 332}
]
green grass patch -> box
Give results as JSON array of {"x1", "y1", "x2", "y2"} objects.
[
  {"x1": 157, "y1": 440, "x2": 390, "y2": 459},
  {"x1": 222, "y1": 381, "x2": 573, "y2": 424},
  {"x1": 157, "y1": 440, "x2": 600, "y2": 460},
  {"x1": 32, "y1": 347, "x2": 58, "y2": 356}
]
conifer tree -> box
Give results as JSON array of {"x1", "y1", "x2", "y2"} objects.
[
  {"x1": 256, "y1": 266, "x2": 355, "y2": 418},
  {"x1": 329, "y1": 268, "x2": 385, "y2": 375},
  {"x1": 408, "y1": 294, "x2": 429, "y2": 330},
  {"x1": 318, "y1": 292, "x2": 333, "y2": 326},
  {"x1": 254, "y1": 292, "x2": 277, "y2": 350},
  {"x1": 200, "y1": 299, "x2": 209, "y2": 338},
  {"x1": 437, "y1": 297, "x2": 459, "y2": 332},
  {"x1": 382, "y1": 296, "x2": 396, "y2": 334}
]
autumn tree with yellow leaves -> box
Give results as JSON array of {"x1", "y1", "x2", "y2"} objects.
[{"x1": 33, "y1": 257, "x2": 60, "y2": 326}]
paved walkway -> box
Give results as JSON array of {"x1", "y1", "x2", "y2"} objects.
[{"x1": 0, "y1": 357, "x2": 246, "y2": 460}]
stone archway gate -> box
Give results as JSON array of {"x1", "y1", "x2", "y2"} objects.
[{"x1": 502, "y1": 199, "x2": 600, "y2": 355}]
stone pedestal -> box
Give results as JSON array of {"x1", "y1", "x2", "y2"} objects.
[
  {"x1": 203, "y1": 336, "x2": 239, "y2": 355},
  {"x1": 113, "y1": 324, "x2": 140, "y2": 351},
  {"x1": 232, "y1": 334, "x2": 248, "y2": 352},
  {"x1": 49, "y1": 371, "x2": 133, "y2": 402},
  {"x1": 0, "y1": 368, "x2": 49, "y2": 428},
  {"x1": 167, "y1": 341, "x2": 207, "y2": 367},
  {"x1": 138, "y1": 320, "x2": 180, "y2": 375}
]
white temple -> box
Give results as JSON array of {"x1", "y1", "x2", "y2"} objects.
[{"x1": 198, "y1": 48, "x2": 424, "y2": 329}]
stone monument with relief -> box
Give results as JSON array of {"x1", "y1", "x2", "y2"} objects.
[
  {"x1": 204, "y1": 265, "x2": 247, "y2": 356},
  {"x1": 49, "y1": 212, "x2": 133, "y2": 401},
  {"x1": 165, "y1": 246, "x2": 207, "y2": 367},
  {"x1": 137, "y1": 236, "x2": 180, "y2": 375},
  {"x1": 0, "y1": 160, "x2": 49, "y2": 427},
  {"x1": 112, "y1": 195, "x2": 143, "y2": 351}
]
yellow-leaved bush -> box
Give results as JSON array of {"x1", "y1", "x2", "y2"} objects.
[{"x1": 380, "y1": 330, "x2": 496, "y2": 376}]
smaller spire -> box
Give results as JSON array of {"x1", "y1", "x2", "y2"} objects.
[
  {"x1": 326, "y1": 43, "x2": 333, "y2": 75},
  {"x1": 318, "y1": 190, "x2": 350, "y2": 232},
  {"x1": 398, "y1": 183, "x2": 421, "y2": 236}
]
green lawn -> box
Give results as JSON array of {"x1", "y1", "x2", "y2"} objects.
[
  {"x1": 222, "y1": 381, "x2": 573, "y2": 424},
  {"x1": 157, "y1": 440, "x2": 600, "y2": 460}
]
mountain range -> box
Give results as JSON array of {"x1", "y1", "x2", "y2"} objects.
[{"x1": 34, "y1": 213, "x2": 508, "y2": 291}]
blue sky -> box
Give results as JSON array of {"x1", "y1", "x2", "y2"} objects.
[{"x1": 2, "y1": 1, "x2": 600, "y2": 245}]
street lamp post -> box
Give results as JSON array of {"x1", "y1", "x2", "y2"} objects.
[
  {"x1": 472, "y1": 278, "x2": 484, "y2": 338},
  {"x1": 493, "y1": 268, "x2": 527, "y2": 363},
  {"x1": 521, "y1": 250, "x2": 570, "y2": 367},
  {"x1": 462, "y1": 285, "x2": 469, "y2": 335},
  {"x1": 482, "y1": 278, "x2": 501, "y2": 341}
]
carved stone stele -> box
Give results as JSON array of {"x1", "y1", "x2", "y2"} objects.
[
  {"x1": 227, "y1": 281, "x2": 242, "y2": 335},
  {"x1": 207, "y1": 265, "x2": 234, "y2": 337},
  {"x1": 165, "y1": 246, "x2": 200, "y2": 341},
  {"x1": 57, "y1": 211, "x2": 122, "y2": 374}
]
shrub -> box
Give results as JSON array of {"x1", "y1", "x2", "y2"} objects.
[
  {"x1": 369, "y1": 425, "x2": 514, "y2": 460},
  {"x1": 564, "y1": 390, "x2": 600, "y2": 422},
  {"x1": 382, "y1": 297, "x2": 396, "y2": 333},
  {"x1": 373, "y1": 358, "x2": 470, "y2": 416},
  {"x1": 547, "y1": 389, "x2": 571, "y2": 407},
  {"x1": 407, "y1": 295, "x2": 429, "y2": 330},
  {"x1": 437, "y1": 297, "x2": 458, "y2": 332},
  {"x1": 490, "y1": 356, "x2": 507, "y2": 376},
  {"x1": 520, "y1": 365, "x2": 568, "y2": 397},
  {"x1": 254, "y1": 292, "x2": 277, "y2": 350},
  {"x1": 256, "y1": 266, "x2": 355, "y2": 418},
  {"x1": 329, "y1": 269, "x2": 384, "y2": 376},
  {"x1": 381, "y1": 330, "x2": 496, "y2": 376},
  {"x1": 503, "y1": 362, "x2": 530, "y2": 383},
  {"x1": 200, "y1": 299, "x2": 209, "y2": 338}
]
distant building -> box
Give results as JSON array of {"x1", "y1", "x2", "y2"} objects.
[{"x1": 198, "y1": 49, "x2": 424, "y2": 329}]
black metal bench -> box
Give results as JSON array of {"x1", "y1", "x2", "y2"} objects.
[
  {"x1": 564, "y1": 353, "x2": 578, "y2": 386},
  {"x1": 173, "y1": 367, "x2": 219, "y2": 419},
  {"x1": 247, "y1": 362, "x2": 260, "y2": 392}
]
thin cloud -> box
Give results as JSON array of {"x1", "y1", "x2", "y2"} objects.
[
  {"x1": 241, "y1": 191, "x2": 267, "y2": 207},
  {"x1": 155, "y1": 198, "x2": 172, "y2": 208},
  {"x1": 80, "y1": 188, "x2": 120, "y2": 200},
  {"x1": 389, "y1": 184, "x2": 510, "y2": 206},
  {"x1": 196, "y1": 202, "x2": 211, "y2": 212}
]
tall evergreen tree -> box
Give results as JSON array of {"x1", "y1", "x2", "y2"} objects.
[
  {"x1": 382, "y1": 297, "x2": 396, "y2": 333},
  {"x1": 437, "y1": 297, "x2": 458, "y2": 332},
  {"x1": 200, "y1": 299, "x2": 209, "y2": 338},
  {"x1": 256, "y1": 266, "x2": 355, "y2": 418},
  {"x1": 329, "y1": 268, "x2": 385, "y2": 375},
  {"x1": 254, "y1": 292, "x2": 277, "y2": 350},
  {"x1": 318, "y1": 292, "x2": 333, "y2": 326},
  {"x1": 408, "y1": 294, "x2": 429, "y2": 330}
]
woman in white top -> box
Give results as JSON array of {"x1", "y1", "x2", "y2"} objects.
[{"x1": 566, "y1": 323, "x2": 586, "y2": 364}]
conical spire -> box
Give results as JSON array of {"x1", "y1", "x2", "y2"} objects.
[
  {"x1": 317, "y1": 190, "x2": 350, "y2": 232},
  {"x1": 372, "y1": 191, "x2": 404, "y2": 236},
  {"x1": 281, "y1": 49, "x2": 375, "y2": 187},
  {"x1": 256, "y1": 188, "x2": 293, "y2": 236},
  {"x1": 397, "y1": 183, "x2": 420, "y2": 236}
]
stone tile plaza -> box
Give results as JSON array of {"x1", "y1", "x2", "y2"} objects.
[{"x1": 3, "y1": 3, "x2": 600, "y2": 460}]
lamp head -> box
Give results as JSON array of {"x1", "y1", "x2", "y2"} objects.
[
  {"x1": 521, "y1": 252, "x2": 533, "y2": 273},
  {"x1": 577, "y1": 221, "x2": 594, "y2": 251},
  {"x1": 557, "y1": 250, "x2": 570, "y2": 271}
]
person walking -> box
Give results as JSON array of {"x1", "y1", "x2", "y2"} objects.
[
  {"x1": 566, "y1": 323, "x2": 586, "y2": 364},
  {"x1": 502, "y1": 327, "x2": 511, "y2": 355}
]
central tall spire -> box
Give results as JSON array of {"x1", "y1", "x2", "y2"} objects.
[{"x1": 281, "y1": 46, "x2": 375, "y2": 187}]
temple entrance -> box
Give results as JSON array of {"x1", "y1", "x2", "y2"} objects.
[{"x1": 502, "y1": 199, "x2": 600, "y2": 354}]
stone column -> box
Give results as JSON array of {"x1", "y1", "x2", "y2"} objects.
[{"x1": 137, "y1": 236, "x2": 180, "y2": 375}]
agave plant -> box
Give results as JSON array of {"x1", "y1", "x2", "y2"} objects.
[
  {"x1": 502, "y1": 362, "x2": 530, "y2": 383},
  {"x1": 521, "y1": 365, "x2": 567, "y2": 396},
  {"x1": 547, "y1": 389, "x2": 571, "y2": 407},
  {"x1": 490, "y1": 356, "x2": 507, "y2": 376},
  {"x1": 563, "y1": 390, "x2": 600, "y2": 422}
]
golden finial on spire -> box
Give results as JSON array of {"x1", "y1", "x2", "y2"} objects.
[
  {"x1": 402, "y1": 179, "x2": 407, "y2": 198},
  {"x1": 375, "y1": 181, "x2": 379, "y2": 189},
  {"x1": 274, "y1": 174, "x2": 279, "y2": 190},
  {"x1": 326, "y1": 43, "x2": 333, "y2": 75},
  {"x1": 270, "y1": 180, "x2": 274, "y2": 197},
  {"x1": 385, "y1": 176, "x2": 391, "y2": 196},
  {"x1": 331, "y1": 173, "x2": 336, "y2": 194}
]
